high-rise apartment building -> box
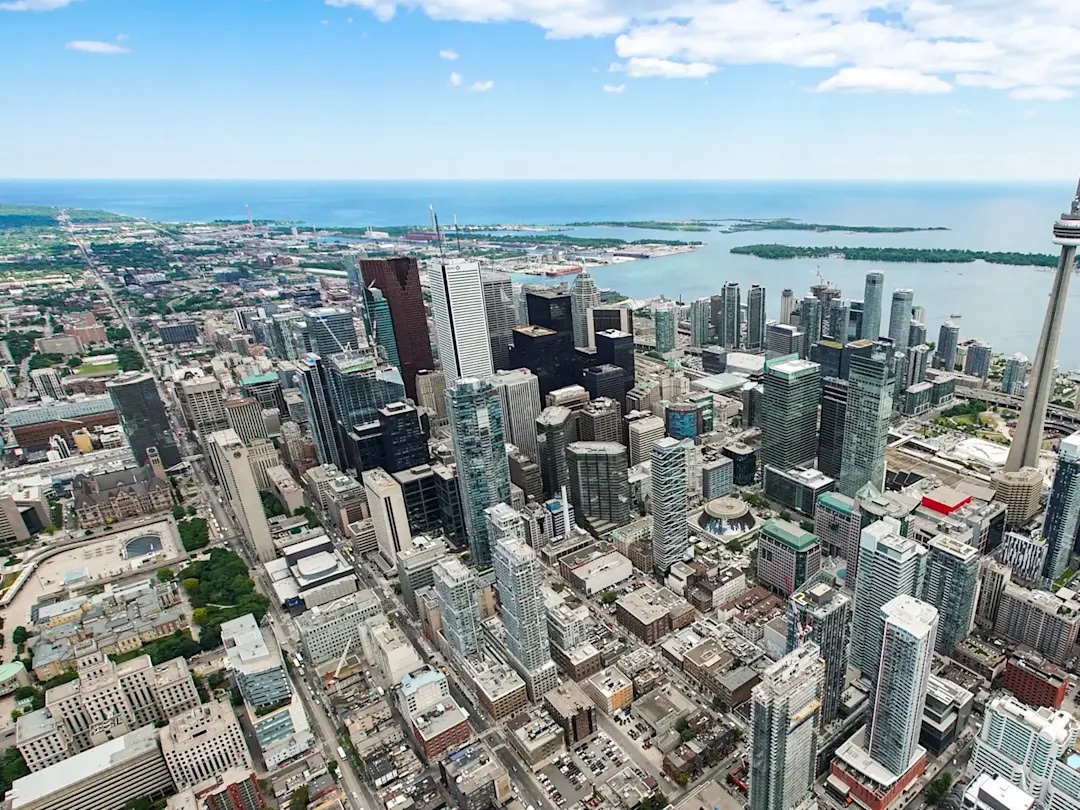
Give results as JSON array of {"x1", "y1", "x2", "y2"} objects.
[
  {"x1": 779, "y1": 289, "x2": 796, "y2": 326},
  {"x1": 653, "y1": 302, "x2": 677, "y2": 354},
  {"x1": 719, "y1": 282, "x2": 741, "y2": 349},
  {"x1": 788, "y1": 578, "x2": 851, "y2": 726},
  {"x1": 850, "y1": 520, "x2": 928, "y2": 680},
  {"x1": 749, "y1": 643, "x2": 824, "y2": 810},
  {"x1": 1002, "y1": 353, "x2": 1030, "y2": 396},
  {"x1": 761, "y1": 358, "x2": 821, "y2": 471},
  {"x1": 430, "y1": 259, "x2": 493, "y2": 386},
  {"x1": 935, "y1": 321, "x2": 960, "y2": 371},
  {"x1": 799, "y1": 296, "x2": 822, "y2": 358},
  {"x1": 566, "y1": 442, "x2": 630, "y2": 535},
  {"x1": 862, "y1": 272, "x2": 884, "y2": 340},
  {"x1": 839, "y1": 348, "x2": 893, "y2": 497},
  {"x1": 360, "y1": 257, "x2": 434, "y2": 402},
  {"x1": 493, "y1": 525, "x2": 558, "y2": 700},
  {"x1": 651, "y1": 438, "x2": 691, "y2": 576},
  {"x1": 993, "y1": 466, "x2": 1044, "y2": 528},
  {"x1": 1043, "y1": 432, "x2": 1080, "y2": 579},
  {"x1": 491, "y1": 369, "x2": 542, "y2": 462},
  {"x1": 207, "y1": 429, "x2": 274, "y2": 563},
  {"x1": 994, "y1": 584, "x2": 1080, "y2": 665},
  {"x1": 180, "y1": 376, "x2": 228, "y2": 436},
  {"x1": 923, "y1": 535, "x2": 979, "y2": 652},
  {"x1": 446, "y1": 378, "x2": 511, "y2": 567},
  {"x1": 746, "y1": 284, "x2": 766, "y2": 350},
  {"x1": 482, "y1": 272, "x2": 518, "y2": 371},
  {"x1": 107, "y1": 372, "x2": 181, "y2": 470},
  {"x1": 689, "y1": 297, "x2": 711, "y2": 347},
  {"x1": 887, "y1": 289, "x2": 914, "y2": 350},
  {"x1": 964, "y1": 341, "x2": 993, "y2": 380},
  {"x1": 868, "y1": 595, "x2": 937, "y2": 776},
  {"x1": 571, "y1": 271, "x2": 601, "y2": 350},
  {"x1": 434, "y1": 557, "x2": 481, "y2": 658}
]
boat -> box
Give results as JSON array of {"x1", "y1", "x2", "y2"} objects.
[{"x1": 950, "y1": 313, "x2": 962, "y2": 318}]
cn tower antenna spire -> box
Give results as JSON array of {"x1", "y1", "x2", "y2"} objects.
[{"x1": 1005, "y1": 174, "x2": 1080, "y2": 471}]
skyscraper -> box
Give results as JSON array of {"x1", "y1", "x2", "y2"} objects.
[
  {"x1": 578, "y1": 396, "x2": 621, "y2": 443},
  {"x1": 720, "y1": 282, "x2": 741, "y2": 349},
  {"x1": 868, "y1": 595, "x2": 938, "y2": 776},
  {"x1": 361, "y1": 257, "x2": 435, "y2": 402},
  {"x1": 887, "y1": 289, "x2": 914, "y2": 350},
  {"x1": 570, "y1": 271, "x2": 601, "y2": 350},
  {"x1": 581, "y1": 365, "x2": 625, "y2": 404},
  {"x1": 1002, "y1": 353, "x2": 1030, "y2": 396},
  {"x1": 799, "y1": 296, "x2": 822, "y2": 358},
  {"x1": 326, "y1": 348, "x2": 406, "y2": 467},
  {"x1": 839, "y1": 348, "x2": 893, "y2": 497},
  {"x1": 923, "y1": 535, "x2": 979, "y2": 652},
  {"x1": 493, "y1": 517, "x2": 558, "y2": 699},
  {"x1": 826, "y1": 299, "x2": 850, "y2": 343},
  {"x1": 747, "y1": 284, "x2": 767, "y2": 350},
  {"x1": 1043, "y1": 432, "x2": 1080, "y2": 579},
  {"x1": 788, "y1": 578, "x2": 851, "y2": 726},
  {"x1": 851, "y1": 520, "x2": 928, "y2": 680},
  {"x1": 908, "y1": 321, "x2": 927, "y2": 349},
  {"x1": 1008, "y1": 182, "x2": 1080, "y2": 472},
  {"x1": 653, "y1": 302, "x2": 677, "y2": 354},
  {"x1": 481, "y1": 272, "x2": 517, "y2": 372},
  {"x1": 779, "y1": 289, "x2": 796, "y2": 326},
  {"x1": 430, "y1": 259, "x2": 493, "y2": 387},
  {"x1": 964, "y1": 341, "x2": 993, "y2": 380},
  {"x1": 817, "y1": 378, "x2": 847, "y2": 480},
  {"x1": 207, "y1": 429, "x2": 274, "y2": 562},
  {"x1": 935, "y1": 321, "x2": 960, "y2": 371},
  {"x1": 761, "y1": 358, "x2": 821, "y2": 471},
  {"x1": 107, "y1": 372, "x2": 181, "y2": 470},
  {"x1": 180, "y1": 376, "x2": 228, "y2": 437},
  {"x1": 689, "y1": 297, "x2": 711, "y2": 347},
  {"x1": 536, "y1": 405, "x2": 575, "y2": 498},
  {"x1": 491, "y1": 369, "x2": 542, "y2": 462},
  {"x1": 510, "y1": 325, "x2": 575, "y2": 397},
  {"x1": 446, "y1": 378, "x2": 511, "y2": 566},
  {"x1": 434, "y1": 557, "x2": 481, "y2": 658},
  {"x1": 651, "y1": 437, "x2": 691, "y2": 576},
  {"x1": 297, "y1": 353, "x2": 343, "y2": 471},
  {"x1": 363, "y1": 285, "x2": 400, "y2": 371},
  {"x1": 566, "y1": 442, "x2": 630, "y2": 534},
  {"x1": 749, "y1": 643, "x2": 824, "y2": 810},
  {"x1": 594, "y1": 329, "x2": 634, "y2": 400},
  {"x1": 862, "y1": 271, "x2": 884, "y2": 340}
]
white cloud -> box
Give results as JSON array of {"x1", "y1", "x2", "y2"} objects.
[
  {"x1": 115, "y1": 33, "x2": 128, "y2": 42},
  {"x1": 0, "y1": 0, "x2": 78, "y2": 9},
  {"x1": 439, "y1": 49, "x2": 459, "y2": 60},
  {"x1": 818, "y1": 67, "x2": 953, "y2": 93},
  {"x1": 449, "y1": 71, "x2": 463, "y2": 86},
  {"x1": 603, "y1": 83, "x2": 625, "y2": 93},
  {"x1": 1010, "y1": 86, "x2": 1073, "y2": 100},
  {"x1": 66, "y1": 40, "x2": 131, "y2": 54},
  {"x1": 624, "y1": 57, "x2": 717, "y2": 79},
  {"x1": 470, "y1": 79, "x2": 495, "y2": 91},
  {"x1": 322, "y1": 0, "x2": 1080, "y2": 97}
]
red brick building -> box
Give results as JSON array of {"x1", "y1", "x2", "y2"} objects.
[{"x1": 1003, "y1": 654, "x2": 1068, "y2": 709}]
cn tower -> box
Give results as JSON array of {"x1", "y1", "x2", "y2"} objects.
[{"x1": 1006, "y1": 179, "x2": 1080, "y2": 471}]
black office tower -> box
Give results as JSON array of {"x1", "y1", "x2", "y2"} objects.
[
  {"x1": 510, "y1": 326, "x2": 575, "y2": 398},
  {"x1": 582, "y1": 365, "x2": 625, "y2": 402},
  {"x1": 378, "y1": 401, "x2": 430, "y2": 473},
  {"x1": 818, "y1": 378, "x2": 848, "y2": 480},
  {"x1": 594, "y1": 329, "x2": 634, "y2": 399},
  {"x1": 526, "y1": 289, "x2": 573, "y2": 335},
  {"x1": 107, "y1": 372, "x2": 182, "y2": 470}
]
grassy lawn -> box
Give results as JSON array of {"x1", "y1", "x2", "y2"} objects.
[
  {"x1": 0, "y1": 572, "x2": 18, "y2": 589},
  {"x1": 75, "y1": 361, "x2": 119, "y2": 375}
]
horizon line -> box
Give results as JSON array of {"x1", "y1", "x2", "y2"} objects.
[{"x1": 0, "y1": 177, "x2": 1072, "y2": 184}]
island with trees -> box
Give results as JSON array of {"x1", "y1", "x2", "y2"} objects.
[
  {"x1": 730, "y1": 243, "x2": 1059, "y2": 267},
  {"x1": 722, "y1": 219, "x2": 948, "y2": 234}
]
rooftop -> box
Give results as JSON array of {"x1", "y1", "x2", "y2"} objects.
[
  {"x1": 818, "y1": 491, "x2": 857, "y2": 516},
  {"x1": 762, "y1": 518, "x2": 818, "y2": 551},
  {"x1": 10, "y1": 725, "x2": 161, "y2": 809}
]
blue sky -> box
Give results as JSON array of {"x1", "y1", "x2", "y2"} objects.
[{"x1": 2, "y1": 0, "x2": 1080, "y2": 180}]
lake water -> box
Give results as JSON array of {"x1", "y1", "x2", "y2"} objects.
[{"x1": 0, "y1": 179, "x2": 1076, "y2": 367}]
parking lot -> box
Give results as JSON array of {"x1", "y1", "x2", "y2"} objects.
[{"x1": 537, "y1": 731, "x2": 640, "y2": 807}]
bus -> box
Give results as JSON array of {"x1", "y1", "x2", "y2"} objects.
[{"x1": 337, "y1": 746, "x2": 347, "y2": 761}]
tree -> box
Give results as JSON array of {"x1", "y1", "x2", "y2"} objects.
[
  {"x1": 288, "y1": 786, "x2": 309, "y2": 810},
  {"x1": 177, "y1": 518, "x2": 209, "y2": 552},
  {"x1": 11, "y1": 627, "x2": 27, "y2": 646},
  {"x1": 393, "y1": 583, "x2": 402, "y2": 595},
  {"x1": 600, "y1": 591, "x2": 618, "y2": 605},
  {"x1": 66, "y1": 357, "x2": 82, "y2": 368},
  {"x1": 171, "y1": 505, "x2": 186, "y2": 520},
  {"x1": 926, "y1": 772, "x2": 953, "y2": 805},
  {"x1": 676, "y1": 774, "x2": 690, "y2": 787},
  {"x1": 156, "y1": 567, "x2": 174, "y2": 583},
  {"x1": 0, "y1": 748, "x2": 29, "y2": 798},
  {"x1": 182, "y1": 578, "x2": 200, "y2": 592}
]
